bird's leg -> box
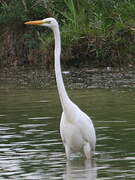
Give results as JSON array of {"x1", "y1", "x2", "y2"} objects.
[
  {"x1": 64, "y1": 144, "x2": 70, "y2": 160},
  {"x1": 83, "y1": 143, "x2": 91, "y2": 159}
]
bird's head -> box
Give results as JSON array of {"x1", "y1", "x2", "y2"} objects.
[{"x1": 24, "y1": 17, "x2": 58, "y2": 30}]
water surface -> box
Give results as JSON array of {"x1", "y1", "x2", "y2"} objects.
[{"x1": 0, "y1": 84, "x2": 135, "y2": 179}]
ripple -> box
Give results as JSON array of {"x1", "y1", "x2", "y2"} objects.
[
  {"x1": 28, "y1": 116, "x2": 54, "y2": 120},
  {"x1": 124, "y1": 157, "x2": 135, "y2": 160},
  {"x1": 19, "y1": 124, "x2": 47, "y2": 128},
  {"x1": 35, "y1": 100, "x2": 49, "y2": 103},
  {"x1": 97, "y1": 120, "x2": 127, "y2": 123},
  {"x1": 0, "y1": 114, "x2": 6, "y2": 117}
]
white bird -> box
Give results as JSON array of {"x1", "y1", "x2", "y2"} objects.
[{"x1": 24, "y1": 17, "x2": 96, "y2": 159}]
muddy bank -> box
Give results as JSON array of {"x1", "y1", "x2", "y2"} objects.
[{"x1": 0, "y1": 66, "x2": 135, "y2": 88}]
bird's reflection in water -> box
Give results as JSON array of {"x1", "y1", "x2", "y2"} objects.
[{"x1": 63, "y1": 158, "x2": 97, "y2": 180}]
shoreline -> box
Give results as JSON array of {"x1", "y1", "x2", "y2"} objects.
[{"x1": 0, "y1": 66, "x2": 135, "y2": 89}]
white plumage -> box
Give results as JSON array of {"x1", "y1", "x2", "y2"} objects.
[{"x1": 25, "y1": 17, "x2": 96, "y2": 159}]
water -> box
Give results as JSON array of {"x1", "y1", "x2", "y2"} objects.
[{"x1": 0, "y1": 83, "x2": 135, "y2": 179}]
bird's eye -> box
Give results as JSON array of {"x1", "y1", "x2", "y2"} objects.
[{"x1": 47, "y1": 21, "x2": 51, "y2": 24}]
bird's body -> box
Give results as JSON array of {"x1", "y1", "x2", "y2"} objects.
[
  {"x1": 25, "y1": 17, "x2": 96, "y2": 159},
  {"x1": 60, "y1": 104, "x2": 96, "y2": 159}
]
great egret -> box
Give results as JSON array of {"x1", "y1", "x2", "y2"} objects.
[{"x1": 24, "y1": 18, "x2": 96, "y2": 159}]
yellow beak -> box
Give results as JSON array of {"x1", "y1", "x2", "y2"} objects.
[{"x1": 24, "y1": 20, "x2": 45, "y2": 25}]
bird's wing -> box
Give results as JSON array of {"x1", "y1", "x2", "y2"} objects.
[{"x1": 77, "y1": 110, "x2": 96, "y2": 150}]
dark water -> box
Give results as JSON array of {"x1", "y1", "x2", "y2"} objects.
[{"x1": 0, "y1": 84, "x2": 135, "y2": 179}]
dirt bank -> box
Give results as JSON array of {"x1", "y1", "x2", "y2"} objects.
[{"x1": 0, "y1": 66, "x2": 135, "y2": 88}]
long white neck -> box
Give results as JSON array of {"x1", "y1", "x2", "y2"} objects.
[{"x1": 53, "y1": 25, "x2": 71, "y2": 111}]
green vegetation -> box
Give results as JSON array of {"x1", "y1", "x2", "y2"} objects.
[{"x1": 0, "y1": 0, "x2": 135, "y2": 68}]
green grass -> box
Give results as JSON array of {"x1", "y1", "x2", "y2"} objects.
[{"x1": 0, "y1": 0, "x2": 135, "y2": 67}]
